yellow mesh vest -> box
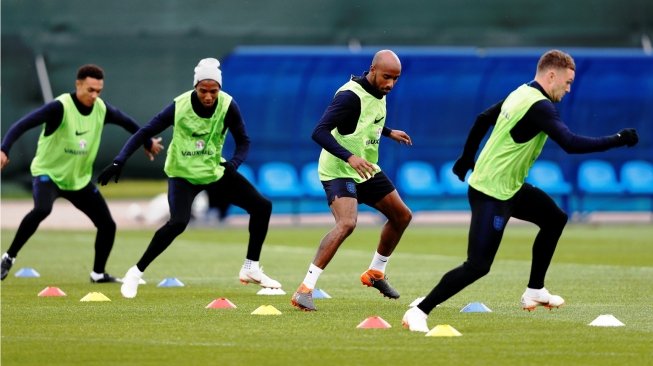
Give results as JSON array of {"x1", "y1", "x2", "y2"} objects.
[{"x1": 318, "y1": 80, "x2": 386, "y2": 183}]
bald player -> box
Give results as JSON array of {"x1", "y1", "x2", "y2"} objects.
[{"x1": 291, "y1": 50, "x2": 413, "y2": 311}]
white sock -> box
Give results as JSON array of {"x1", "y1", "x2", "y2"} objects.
[
  {"x1": 302, "y1": 263, "x2": 323, "y2": 290},
  {"x1": 369, "y1": 252, "x2": 389, "y2": 273},
  {"x1": 526, "y1": 287, "x2": 545, "y2": 296},
  {"x1": 126, "y1": 265, "x2": 143, "y2": 278},
  {"x1": 410, "y1": 306, "x2": 427, "y2": 318},
  {"x1": 243, "y1": 259, "x2": 259, "y2": 271}
]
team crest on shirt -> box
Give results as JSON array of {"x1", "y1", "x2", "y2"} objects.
[
  {"x1": 376, "y1": 127, "x2": 382, "y2": 139},
  {"x1": 493, "y1": 215, "x2": 506, "y2": 231},
  {"x1": 346, "y1": 181, "x2": 356, "y2": 194},
  {"x1": 195, "y1": 140, "x2": 205, "y2": 150},
  {"x1": 78, "y1": 139, "x2": 87, "y2": 149}
]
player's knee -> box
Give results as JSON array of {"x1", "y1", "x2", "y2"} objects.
[
  {"x1": 397, "y1": 207, "x2": 412, "y2": 228},
  {"x1": 257, "y1": 197, "x2": 272, "y2": 216},
  {"x1": 246, "y1": 197, "x2": 272, "y2": 218},
  {"x1": 97, "y1": 218, "x2": 116, "y2": 234},
  {"x1": 464, "y1": 260, "x2": 492, "y2": 279},
  {"x1": 29, "y1": 206, "x2": 52, "y2": 220},
  {"x1": 554, "y1": 210, "x2": 568, "y2": 229},
  {"x1": 167, "y1": 217, "x2": 190, "y2": 234},
  {"x1": 336, "y1": 217, "x2": 357, "y2": 236},
  {"x1": 384, "y1": 205, "x2": 412, "y2": 229},
  {"x1": 542, "y1": 209, "x2": 568, "y2": 232}
]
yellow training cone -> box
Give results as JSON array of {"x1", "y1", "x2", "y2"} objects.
[
  {"x1": 425, "y1": 324, "x2": 462, "y2": 337},
  {"x1": 251, "y1": 305, "x2": 282, "y2": 315},
  {"x1": 80, "y1": 292, "x2": 111, "y2": 302}
]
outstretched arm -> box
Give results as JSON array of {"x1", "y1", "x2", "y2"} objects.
[
  {"x1": 104, "y1": 103, "x2": 165, "y2": 160},
  {"x1": 528, "y1": 100, "x2": 636, "y2": 153},
  {"x1": 1, "y1": 101, "x2": 64, "y2": 170},
  {"x1": 97, "y1": 104, "x2": 174, "y2": 185}
]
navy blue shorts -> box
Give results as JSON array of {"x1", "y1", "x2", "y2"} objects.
[{"x1": 321, "y1": 171, "x2": 396, "y2": 206}]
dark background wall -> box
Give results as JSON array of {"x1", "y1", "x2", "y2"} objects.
[{"x1": 2, "y1": 0, "x2": 652, "y2": 186}]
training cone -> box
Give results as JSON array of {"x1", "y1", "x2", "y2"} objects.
[
  {"x1": 257, "y1": 288, "x2": 286, "y2": 295},
  {"x1": 80, "y1": 292, "x2": 111, "y2": 302},
  {"x1": 37, "y1": 286, "x2": 67, "y2": 297},
  {"x1": 409, "y1": 296, "x2": 425, "y2": 307},
  {"x1": 206, "y1": 298, "x2": 237, "y2": 309},
  {"x1": 356, "y1": 316, "x2": 392, "y2": 329},
  {"x1": 157, "y1": 277, "x2": 185, "y2": 287},
  {"x1": 426, "y1": 324, "x2": 462, "y2": 337},
  {"x1": 251, "y1": 305, "x2": 282, "y2": 315},
  {"x1": 589, "y1": 314, "x2": 625, "y2": 327},
  {"x1": 312, "y1": 288, "x2": 332, "y2": 299},
  {"x1": 14, "y1": 267, "x2": 40, "y2": 278},
  {"x1": 460, "y1": 302, "x2": 492, "y2": 313}
]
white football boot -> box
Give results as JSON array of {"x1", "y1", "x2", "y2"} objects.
[
  {"x1": 402, "y1": 306, "x2": 430, "y2": 333},
  {"x1": 521, "y1": 287, "x2": 565, "y2": 311}
]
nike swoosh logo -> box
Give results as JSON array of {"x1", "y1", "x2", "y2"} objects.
[
  {"x1": 75, "y1": 130, "x2": 89, "y2": 136},
  {"x1": 374, "y1": 117, "x2": 384, "y2": 124},
  {"x1": 192, "y1": 132, "x2": 207, "y2": 137}
]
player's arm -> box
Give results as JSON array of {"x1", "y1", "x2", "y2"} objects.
[
  {"x1": 451, "y1": 100, "x2": 502, "y2": 180},
  {"x1": 311, "y1": 90, "x2": 360, "y2": 161},
  {"x1": 222, "y1": 99, "x2": 250, "y2": 170},
  {"x1": 312, "y1": 90, "x2": 378, "y2": 179},
  {"x1": 104, "y1": 103, "x2": 164, "y2": 160},
  {"x1": 1, "y1": 101, "x2": 63, "y2": 170},
  {"x1": 97, "y1": 104, "x2": 174, "y2": 185},
  {"x1": 528, "y1": 100, "x2": 634, "y2": 153}
]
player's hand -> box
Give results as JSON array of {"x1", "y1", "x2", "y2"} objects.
[
  {"x1": 97, "y1": 162, "x2": 123, "y2": 185},
  {"x1": 617, "y1": 128, "x2": 638, "y2": 147},
  {"x1": 389, "y1": 129, "x2": 412, "y2": 145},
  {"x1": 347, "y1": 155, "x2": 376, "y2": 180},
  {"x1": 144, "y1": 137, "x2": 164, "y2": 161},
  {"x1": 0, "y1": 151, "x2": 9, "y2": 170},
  {"x1": 452, "y1": 155, "x2": 474, "y2": 182}
]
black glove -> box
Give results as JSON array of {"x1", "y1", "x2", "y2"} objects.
[
  {"x1": 617, "y1": 128, "x2": 638, "y2": 147},
  {"x1": 452, "y1": 156, "x2": 475, "y2": 182},
  {"x1": 220, "y1": 161, "x2": 236, "y2": 174},
  {"x1": 97, "y1": 162, "x2": 123, "y2": 185}
]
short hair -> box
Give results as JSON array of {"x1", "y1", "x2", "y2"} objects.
[
  {"x1": 537, "y1": 50, "x2": 575, "y2": 73},
  {"x1": 76, "y1": 64, "x2": 104, "y2": 80}
]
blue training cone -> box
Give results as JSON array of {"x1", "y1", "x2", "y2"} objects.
[
  {"x1": 313, "y1": 288, "x2": 332, "y2": 299},
  {"x1": 15, "y1": 267, "x2": 40, "y2": 278},
  {"x1": 157, "y1": 277, "x2": 185, "y2": 287},
  {"x1": 460, "y1": 302, "x2": 492, "y2": 313}
]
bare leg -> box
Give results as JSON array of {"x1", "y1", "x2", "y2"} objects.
[
  {"x1": 312, "y1": 196, "x2": 358, "y2": 268},
  {"x1": 372, "y1": 190, "x2": 412, "y2": 256}
]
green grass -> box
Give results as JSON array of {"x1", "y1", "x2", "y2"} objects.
[
  {"x1": 1, "y1": 179, "x2": 168, "y2": 199},
  {"x1": 1, "y1": 224, "x2": 652, "y2": 366}
]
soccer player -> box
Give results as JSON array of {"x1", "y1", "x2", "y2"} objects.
[
  {"x1": 97, "y1": 58, "x2": 281, "y2": 298},
  {"x1": 402, "y1": 49, "x2": 639, "y2": 332},
  {"x1": 291, "y1": 50, "x2": 413, "y2": 311},
  {"x1": 0, "y1": 64, "x2": 163, "y2": 282}
]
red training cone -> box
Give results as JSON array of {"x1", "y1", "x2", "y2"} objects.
[
  {"x1": 38, "y1": 286, "x2": 67, "y2": 297},
  {"x1": 206, "y1": 297, "x2": 237, "y2": 309},
  {"x1": 356, "y1": 316, "x2": 392, "y2": 329}
]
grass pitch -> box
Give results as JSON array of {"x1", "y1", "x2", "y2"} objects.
[{"x1": 1, "y1": 224, "x2": 652, "y2": 366}]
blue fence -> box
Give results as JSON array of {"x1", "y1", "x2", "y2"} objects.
[{"x1": 218, "y1": 47, "x2": 652, "y2": 213}]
